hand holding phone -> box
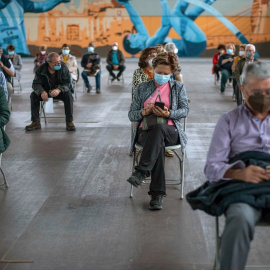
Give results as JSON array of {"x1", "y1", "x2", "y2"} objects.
[{"x1": 155, "y1": 101, "x2": 165, "y2": 110}]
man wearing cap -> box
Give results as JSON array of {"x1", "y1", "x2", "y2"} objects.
[
  {"x1": 81, "y1": 42, "x2": 101, "y2": 94},
  {"x1": 106, "y1": 42, "x2": 126, "y2": 82}
]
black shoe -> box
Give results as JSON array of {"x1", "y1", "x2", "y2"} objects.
[
  {"x1": 149, "y1": 194, "x2": 163, "y2": 210},
  {"x1": 127, "y1": 170, "x2": 146, "y2": 188},
  {"x1": 116, "y1": 77, "x2": 120, "y2": 81},
  {"x1": 111, "y1": 77, "x2": 116, "y2": 82},
  {"x1": 87, "y1": 86, "x2": 92, "y2": 93},
  {"x1": 96, "y1": 88, "x2": 100, "y2": 94}
]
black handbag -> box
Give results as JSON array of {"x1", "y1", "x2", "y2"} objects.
[{"x1": 142, "y1": 91, "x2": 167, "y2": 130}]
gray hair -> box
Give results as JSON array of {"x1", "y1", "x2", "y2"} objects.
[
  {"x1": 240, "y1": 62, "x2": 270, "y2": 85},
  {"x1": 46, "y1": 52, "x2": 59, "y2": 62},
  {"x1": 245, "y1": 44, "x2": 256, "y2": 52},
  {"x1": 164, "y1": 42, "x2": 176, "y2": 53}
]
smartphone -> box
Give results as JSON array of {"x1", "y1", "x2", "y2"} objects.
[{"x1": 155, "y1": 101, "x2": 165, "y2": 110}]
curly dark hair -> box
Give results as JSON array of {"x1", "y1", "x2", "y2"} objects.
[
  {"x1": 217, "y1": 44, "x2": 226, "y2": 51},
  {"x1": 7, "y1": 44, "x2": 15, "y2": 51},
  {"x1": 138, "y1": 47, "x2": 157, "y2": 68},
  {"x1": 152, "y1": 52, "x2": 178, "y2": 73}
]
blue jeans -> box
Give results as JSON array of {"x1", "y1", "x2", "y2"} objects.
[
  {"x1": 81, "y1": 70, "x2": 101, "y2": 89},
  {"x1": 220, "y1": 69, "x2": 231, "y2": 92}
]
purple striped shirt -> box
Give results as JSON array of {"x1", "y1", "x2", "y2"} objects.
[{"x1": 204, "y1": 105, "x2": 270, "y2": 182}]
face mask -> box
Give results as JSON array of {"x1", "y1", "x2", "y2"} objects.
[
  {"x1": 54, "y1": 64, "x2": 61, "y2": 71},
  {"x1": 239, "y1": 51, "x2": 244, "y2": 56},
  {"x1": 148, "y1": 59, "x2": 153, "y2": 67},
  {"x1": 248, "y1": 94, "x2": 270, "y2": 113},
  {"x1": 154, "y1": 73, "x2": 171, "y2": 85},
  {"x1": 62, "y1": 49, "x2": 70, "y2": 55},
  {"x1": 174, "y1": 48, "x2": 178, "y2": 54},
  {"x1": 88, "y1": 47, "x2": 94, "y2": 53},
  {"x1": 112, "y1": 46, "x2": 118, "y2": 51},
  {"x1": 226, "y1": 49, "x2": 233, "y2": 54},
  {"x1": 8, "y1": 51, "x2": 14, "y2": 55},
  {"x1": 246, "y1": 51, "x2": 253, "y2": 59},
  {"x1": 41, "y1": 51, "x2": 46, "y2": 55}
]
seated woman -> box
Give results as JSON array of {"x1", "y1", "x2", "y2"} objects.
[
  {"x1": 33, "y1": 45, "x2": 48, "y2": 73},
  {"x1": 212, "y1": 44, "x2": 225, "y2": 82},
  {"x1": 60, "y1": 44, "x2": 78, "y2": 84},
  {"x1": 127, "y1": 52, "x2": 189, "y2": 210}
]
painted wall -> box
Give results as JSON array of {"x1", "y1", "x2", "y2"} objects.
[{"x1": 0, "y1": 0, "x2": 269, "y2": 57}]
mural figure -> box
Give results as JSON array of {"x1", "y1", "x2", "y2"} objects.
[
  {"x1": 0, "y1": 0, "x2": 70, "y2": 55},
  {"x1": 118, "y1": 0, "x2": 251, "y2": 57}
]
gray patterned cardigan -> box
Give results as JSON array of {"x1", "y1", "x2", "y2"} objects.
[{"x1": 129, "y1": 79, "x2": 189, "y2": 153}]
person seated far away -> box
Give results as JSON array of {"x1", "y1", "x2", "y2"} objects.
[
  {"x1": 218, "y1": 43, "x2": 236, "y2": 94},
  {"x1": 0, "y1": 71, "x2": 8, "y2": 101},
  {"x1": 234, "y1": 44, "x2": 259, "y2": 106},
  {"x1": 60, "y1": 44, "x2": 78, "y2": 93},
  {"x1": 164, "y1": 42, "x2": 183, "y2": 83},
  {"x1": 0, "y1": 47, "x2": 15, "y2": 105},
  {"x1": 81, "y1": 42, "x2": 101, "y2": 94},
  {"x1": 34, "y1": 45, "x2": 48, "y2": 73},
  {"x1": 187, "y1": 62, "x2": 270, "y2": 270},
  {"x1": 106, "y1": 42, "x2": 126, "y2": 82},
  {"x1": 25, "y1": 52, "x2": 75, "y2": 132},
  {"x1": 127, "y1": 52, "x2": 189, "y2": 210},
  {"x1": 6, "y1": 44, "x2": 23, "y2": 82},
  {"x1": 212, "y1": 44, "x2": 226, "y2": 82}
]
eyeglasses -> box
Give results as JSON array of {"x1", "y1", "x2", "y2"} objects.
[
  {"x1": 246, "y1": 88, "x2": 270, "y2": 96},
  {"x1": 50, "y1": 61, "x2": 61, "y2": 66}
]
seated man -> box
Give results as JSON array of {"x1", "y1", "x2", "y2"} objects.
[
  {"x1": 81, "y1": 42, "x2": 101, "y2": 94},
  {"x1": 218, "y1": 43, "x2": 235, "y2": 94},
  {"x1": 0, "y1": 47, "x2": 15, "y2": 103},
  {"x1": 234, "y1": 44, "x2": 259, "y2": 106},
  {"x1": 204, "y1": 62, "x2": 270, "y2": 270},
  {"x1": 106, "y1": 42, "x2": 125, "y2": 81},
  {"x1": 6, "y1": 44, "x2": 23, "y2": 83},
  {"x1": 25, "y1": 52, "x2": 75, "y2": 132}
]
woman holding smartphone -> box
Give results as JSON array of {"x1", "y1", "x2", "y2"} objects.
[{"x1": 127, "y1": 52, "x2": 189, "y2": 210}]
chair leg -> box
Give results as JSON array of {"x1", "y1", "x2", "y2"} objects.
[
  {"x1": 0, "y1": 154, "x2": 9, "y2": 189},
  {"x1": 130, "y1": 149, "x2": 137, "y2": 198},
  {"x1": 180, "y1": 151, "x2": 185, "y2": 199},
  {"x1": 214, "y1": 216, "x2": 221, "y2": 270}
]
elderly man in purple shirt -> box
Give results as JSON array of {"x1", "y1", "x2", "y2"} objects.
[{"x1": 204, "y1": 62, "x2": 270, "y2": 270}]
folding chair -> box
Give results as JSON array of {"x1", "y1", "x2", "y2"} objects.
[
  {"x1": 82, "y1": 70, "x2": 100, "y2": 93},
  {"x1": 0, "y1": 126, "x2": 9, "y2": 190},
  {"x1": 40, "y1": 100, "x2": 65, "y2": 125},
  {"x1": 214, "y1": 216, "x2": 270, "y2": 270},
  {"x1": 11, "y1": 77, "x2": 22, "y2": 93},
  {"x1": 107, "y1": 73, "x2": 124, "y2": 85},
  {"x1": 129, "y1": 117, "x2": 187, "y2": 199}
]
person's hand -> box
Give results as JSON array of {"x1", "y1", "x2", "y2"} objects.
[
  {"x1": 228, "y1": 58, "x2": 234, "y2": 62},
  {"x1": 141, "y1": 103, "x2": 154, "y2": 116},
  {"x1": 50, "y1": 89, "x2": 61, "y2": 98},
  {"x1": 153, "y1": 105, "x2": 170, "y2": 118},
  {"x1": 113, "y1": 65, "x2": 119, "y2": 70},
  {"x1": 230, "y1": 165, "x2": 270, "y2": 184},
  {"x1": 37, "y1": 62, "x2": 40, "y2": 66},
  {"x1": 0, "y1": 61, "x2": 3, "y2": 68},
  {"x1": 86, "y1": 63, "x2": 92, "y2": 68},
  {"x1": 41, "y1": 91, "x2": 48, "y2": 101}
]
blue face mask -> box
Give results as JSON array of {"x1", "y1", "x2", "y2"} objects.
[
  {"x1": 227, "y1": 49, "x2": 233, "y2": 54},
  {"x1": 154, "y1": 73, "x2": 171, "y2": 85},
  {"x1": 88, "y1": 47, "x2": 94, "y2": 53},
  {"x1": 62, "y1": 49, "x2": 70, "y2": 55},
  {"x1": 54, "y1": 64, "x2": 61, "y2": 71},
  {"x1": 8, "y1": 51, "x2": 14, "y2": 55}
]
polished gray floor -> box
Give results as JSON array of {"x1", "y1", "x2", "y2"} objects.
[{"x1": 0, "y1": 58, "x2": 270, "y2": 270}]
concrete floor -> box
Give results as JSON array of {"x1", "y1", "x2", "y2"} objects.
[{"x1": 0, "y1": 58, "x2": 270, "y2": 270}]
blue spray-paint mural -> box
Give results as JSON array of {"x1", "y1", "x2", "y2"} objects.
[
  {"x1": 0, "y1": 0, "x2": 70, "y2": 55},
  {"x1": 118, "y1": 0, "x2": 250, "y2": 57}
]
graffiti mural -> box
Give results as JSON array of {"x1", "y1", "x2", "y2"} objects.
[{"x1": 0, "y1": 0, "x2": 269, "y2": 57}]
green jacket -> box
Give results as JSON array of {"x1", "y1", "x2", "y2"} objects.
[
  {"x1": 0, "y1": 86, "x2": 10, "y2": 153},
  {"x1": 234, "y1": 58, "x2": 259, "y2": 83}
]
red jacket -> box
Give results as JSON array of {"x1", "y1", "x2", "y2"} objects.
[{"x1": 212, "y1": 52, "x2": 223, "y2": 74}]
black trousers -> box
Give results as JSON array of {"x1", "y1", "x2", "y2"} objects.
[
  {"x1": 30, "y1": 91, "x2": 73, "y2": 122},
  {"x1": 135, "y1": 124, "x2": 180, "y2": 196},
  {"x1": 106, "y1": 64, "x2": 126, "y2": 78},
  {"x1": 214, "y1": 64, "x2": 220, "y2": 80}
]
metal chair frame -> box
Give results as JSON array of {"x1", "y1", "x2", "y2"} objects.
[
  {"x1": 129, "y1": 117, "x2": 187, "y2": 199},
  {"x1": 0, "y1": 126, "x2": 8, "y2": 190},
  {"x1": 107, "y1": 73, "x2": 124, "y2": 85},
  {"x1": 40, "y1": 100, "x2": 65, "y2": 125},
  {"x1": 214, "y1": 216, "x2": 270, "y2": 270},
  {"x1": 11, "y1": 77, "x2": 22, "y2": 93}
]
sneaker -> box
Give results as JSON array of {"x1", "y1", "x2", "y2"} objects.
[
  {"x1": 66, "y1": 121, "x2": 76, "y2": 131},
  {"x1": 87, "y1": 86, "x2": 92, "y2": 93},
  {"x1": 96, "y1": 88, "x2": 100, "y2": 94},
  {"x1": 127, "y1": 170, "x2": 146, "y2": 188},
  {"x1": 165, "y1": 150, "x2": 174, "y2": 157},
  {"x1": 25, "y1": 121, "x2": 41, "y2": 131},
  {"x1": 149, "y1": 194, "x2": 163, "y2": 210},
  {"x1": 226, "y1": 82, "x2": 232, "y2": 87}
]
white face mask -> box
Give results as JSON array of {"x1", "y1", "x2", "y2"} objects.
[
  {"x1": 239, "y1": 51, "x2": 245, "y2": 56},
  {"x1": 112, "y1": 46, "x2": 118, "y2": 51},
  {"x1": 148, "y1": 58, "x2": 153, "y2": 67},
  {"x1": 41, "y1": 51, "x2": 46, "y2": 55},
  {"x1": 174, "y1": 48, "x2": 178, "y2": 54}
]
